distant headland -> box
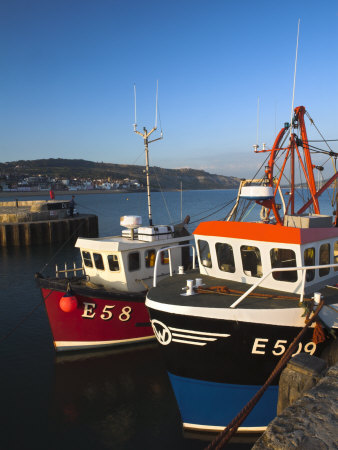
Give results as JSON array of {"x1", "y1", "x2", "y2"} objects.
[{"x1": 0, "y1": 158, "x2": 241, "y2": 193}]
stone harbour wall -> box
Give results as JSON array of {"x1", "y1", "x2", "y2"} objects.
[
  {"x1": 253, "y1": 359, "x2": 338, "y2": 449},
  {"x1": 0, "y1": 214, "x2": 98, "y2": 247},
  {"x1": 0, "y1": 200, "x2": 71, "y2": 223}
]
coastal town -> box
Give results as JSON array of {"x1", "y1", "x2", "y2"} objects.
[
  {"x1": 0, "y1": 173, "x2": 142, "y2": 192},
  {"x1": 0, "y1": 158, "x2": 241, "y2": 192}
]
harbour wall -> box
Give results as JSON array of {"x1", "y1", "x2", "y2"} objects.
[
  {"x1": 0, "y1": 215, "x2": 98, "y2": 247},
  {"x1": 253, "y1": 348, "x2": 338, "y2": 449}
]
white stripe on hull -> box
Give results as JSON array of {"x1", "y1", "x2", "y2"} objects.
[
  {"x1": 146, "y1": 298, "x2": 313, "y2": 327},
  {"x1": 183, "y1": 422, "x2": 266, "y2": 433},
  {"x1": 54, "y1": 335, "x2": 155, "y2": 352}
]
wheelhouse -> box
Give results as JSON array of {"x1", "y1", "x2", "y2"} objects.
[
  {"x1": 76, "y1": 234, "x2": 191, "y2": 293},
  {"x1": 194, "y1": 220, "x2": 338, "y2": 294}
]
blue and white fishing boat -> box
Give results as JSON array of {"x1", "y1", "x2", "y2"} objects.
[{"x1": 145, "y1": 106, "x2": 338, "y2": 433}]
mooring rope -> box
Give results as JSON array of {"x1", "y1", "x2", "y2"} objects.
[
  {"x1": 196, "y1": 285, "x2": 312, "y2": 302},
  {"x1": 205, "y1": 298, "x2": 325, "y2": 450}
]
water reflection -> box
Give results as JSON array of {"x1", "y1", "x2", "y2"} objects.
[{"x1": 50, "y1": 343, "x2": 207, "y2": 450}]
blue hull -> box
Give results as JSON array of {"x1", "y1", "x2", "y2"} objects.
[{"x1": 168, "y1": 372, "x2": 278, "y2": 430}]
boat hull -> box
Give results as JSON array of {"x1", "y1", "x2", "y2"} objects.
[
  {"x1": 146, "y1": 304, "x2": 326, "y2": 431},
  {"x1": 168, "y1": 373, "x2": 277, "y2": 432},
  {"x1": 40, "y1": 286, "x2": 154, "y2": 351}
]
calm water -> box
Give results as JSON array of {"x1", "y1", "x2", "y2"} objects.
[{"x1": 0, "y1": 189, "x2": 260, "y2": 450}]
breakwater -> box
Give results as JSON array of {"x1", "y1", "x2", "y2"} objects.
[
  {"x1": 0, "y1": 200, "x2": 98, "y2": 246},
  {"x1": 253, "y1": 351, "x2": 338, "y2": 449}
]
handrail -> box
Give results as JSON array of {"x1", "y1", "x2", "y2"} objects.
[
  {"x1": 230, "y1": 263, "x2": 338, "y2": 308},
  {"x1": 56, "y1": 263, "x2": 84, "y2": 278},
  {"x1": 153, "y1": 244, "x2": 196, "y2": 287}
]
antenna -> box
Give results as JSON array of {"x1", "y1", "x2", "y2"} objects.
[
  {"x1": 133, "y1": 84, "x2": 137, "y2": 131},
  {"x1": 155, "y1": 80, "x2": 158, "y2": 129},
  {"x1": 133, "y1": 82, "x2": 163, "y2": 226},
  {"x1": 253, "y1": 97, "x2": 260, "y2": 152},
  {"x1": 290, "y1": 19, "x2": 300, "y2": 134}
]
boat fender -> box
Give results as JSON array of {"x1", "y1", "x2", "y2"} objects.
[{"x1": 59, "y1": 292, "x2": 78, "y2": 313}]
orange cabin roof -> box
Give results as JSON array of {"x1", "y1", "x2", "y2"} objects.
[{"x1": 193, "y1": 221, "x2": 338, "y2": 245}]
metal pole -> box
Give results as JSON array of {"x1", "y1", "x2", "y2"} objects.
[{"x1": 144, "y1": 128, "x2": 153, "y2": 226}]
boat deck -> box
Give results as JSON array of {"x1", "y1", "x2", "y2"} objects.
[
  {"x1": 35, "y1": 273, "x2": 146, "y2": 301},
  {"x1": 149, "y1": 270, "x2": 338, "y2": 310}
]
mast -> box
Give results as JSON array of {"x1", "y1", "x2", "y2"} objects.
[{"x1": 133, "y1": 82, "x2": 163, "y2": 226}]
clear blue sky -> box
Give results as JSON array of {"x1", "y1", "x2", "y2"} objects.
[{"x1": 1, "y1": 0, "x2": 337, "y2": 177}]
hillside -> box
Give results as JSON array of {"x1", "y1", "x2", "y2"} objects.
[{"x1": 0, "y1": 158, "x2": 241, "y2": 190}]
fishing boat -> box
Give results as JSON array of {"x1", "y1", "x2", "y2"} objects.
[
  {"x1": 36, "y1": 118, "x2": 192, "y2": 352},
  {"x1": 145, "y1": 105, "x2": 338, "y2": 433}
]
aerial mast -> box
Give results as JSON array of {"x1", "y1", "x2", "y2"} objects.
[{"x1": 133, "y1": 81, "x2": 163, "y2": 226}]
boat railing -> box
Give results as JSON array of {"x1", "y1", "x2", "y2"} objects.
[
  {"x1": 230, "y1": 263, "x2": 338, "y2": 308},
  {"x1": 56, "y1": 263, "x2": 84, "y2": 278},
  {"x1": 153, "y1": 244, "x2": 196, "y2": 287}
]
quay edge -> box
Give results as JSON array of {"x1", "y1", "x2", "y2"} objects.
[{"x1": 0, "y1": 215, "x2": 98, "y2": 247}]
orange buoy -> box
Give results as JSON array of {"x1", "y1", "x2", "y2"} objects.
[{"x1": 59, "y1": 292, "x2": 78, "y2": 312}]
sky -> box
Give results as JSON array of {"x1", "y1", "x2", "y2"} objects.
[{"x1": 1, "y1": 0, "x2": 337, "y2": 178}]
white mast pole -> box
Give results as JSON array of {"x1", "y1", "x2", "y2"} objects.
[
  {"x1": 180, "y1": 181, "x2": 183, "y2": 222},
  {"x1": 290, "y1": 19, "x2": 300, "y2": 134},
  {"x1": 256, "y1": 96, "x2": 259, "y2": 148},
  {"x1": 133, "y1": 84, "x2": 137, "y2": 131},
  {"x1": 155, "y1": 80, "x2": 158, "y2": 129},
  {"x1": 133, "y1": 82, "x2": 163, "y2": 226}
]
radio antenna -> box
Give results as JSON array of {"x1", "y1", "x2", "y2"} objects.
[
  {"x1": 133, "y1": 83, "x2": 137, "y2": 131},
  {"x1": 155, "y1": 80, "x2": 158, "y2": 129},
  {"x1": 256, "y1": 96, "x2": 259, "y2": 147},
  {"x1": 253, "y1": 97, "x2": 260, "y2": 153},
  {"x1": 133, "y1": 81, "x2": 163, "y2": 226},
  {"x1": 290, "y1": 19, "x2": 300, "y2": 134}
]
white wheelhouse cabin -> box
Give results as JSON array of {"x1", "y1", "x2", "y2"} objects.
[
  {"x1": 194, "y1": 216, "x2": 338, "y2": 295},
  {"x1": 76, "y1": 231, "x2": 192, "y2": 293}
]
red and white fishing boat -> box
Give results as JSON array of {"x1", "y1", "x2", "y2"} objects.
[
  {"x1": 36, "y1": 120, "x2": 192, "y2": 352},
  {"x1": 146, "y1": 106, "x2": 338, "y2": 432}
]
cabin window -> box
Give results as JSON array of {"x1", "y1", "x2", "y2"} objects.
[
  {"x1": 304, "y1": 248, "x2": 315, "y2": 281},
  {"x1": 108, "y1": 254, "x2": 120, "y2": 272},
  {"x1": 198, "y1": 240, "x2": 212, "y2": 268},
  {"x1": 319, "y1": 243, "x2": 330, "y2": 277},
  {"x1": 270, "y1": 248, "x2": 297, "y2": 282},
  {"x1": 93, "y1": 253, "x2": 105, "y2": 270},
  {"x1": 145, "y1": 249, "x2": 156, "y2": 268},
  {"x1": 161, "y1": 249, "x2": 169, "y2": 265},
  {"x1": 241, "y1": 246, "x2": 262, "y2": 278},
  {"x1": 128, "y1": 252, "x2": 140, "y2": 272},
  {"x1": 216, "y1": 243, "x2": 235, "y2": 273},
  {"x1": 82, "y1": 251, "x2": 93, "y2": 268},
  {"x1": 334, "y1": 242, "x2": 338, "y2": 272}
]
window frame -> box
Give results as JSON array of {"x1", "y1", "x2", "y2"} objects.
[
  {"x1": 128, "y1": 251, "x2": 140, "y2": 272},
  {"x1": 145, "y1": 249, "x2": 156, "y2": 268},
  {"x1": 82, "y1": 251, "x2": 93, "y2": 268},
  {"x1": 107, "y1": 254, "x2": 120, "y2": 272},
  {"x1": 334, "y1": 241, "x2": 338, "y2": 272},
  {"x1": 270, "y1": 247, "x2": 297, "y2": 283},
  {"x1": 215, "y1": 242, "x2": 235, "y2": 273},
  {"x1": 93, "y1": 252, "x2": 105, "y2": 271},
  {"x1": 161, "y1": 248, "x2": 169, "y2": 265},
  {"x1": 240, "y1": 245, "x2": 263, "y2": 278},
  {"x1": 304, "y1": 247, "x2": 315, "y2": 281},
  {"x1": 198, "y1": 239, "x2": 212, "y2": 268},
  {"x1": 319, "y1": 243, "x2": 330, "y2": 277}
]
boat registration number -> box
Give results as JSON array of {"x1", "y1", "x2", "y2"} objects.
[
  {"x1": 252, "y1": 338, "x2": 316, "y2": 356},
  {"x1": 81, "y1": 302, "x2": 132, "y2": 322}
]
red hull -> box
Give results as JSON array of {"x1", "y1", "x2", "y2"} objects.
[{"x1": 41, "y1": 288, "x2": 154, "y2": 351}]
